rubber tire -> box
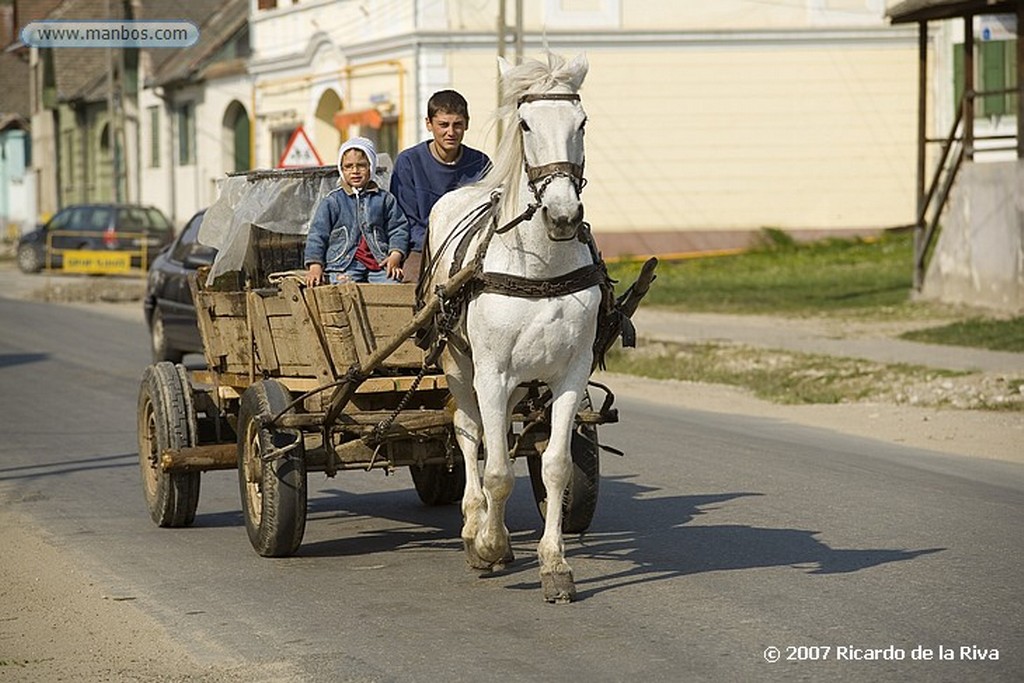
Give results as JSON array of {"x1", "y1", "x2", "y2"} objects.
[
  {"x1": 137, "y1": 362, "x2": 202, "y2": 527},
  {"x1": 150, "y1": 308, "x2": 184, "y2": 364},
  {"x1": 237, "y1": 380, "x2": 307, "y2": 557},
  {"x1": 526, "y1": 398, "x2": 600, "y2": 534},
  {"x1": 411, "y1": 460, "x2": 465, "y2": 505},
  {"x1": 17, "y1": 244, "x2": 43, "y2": 274}
]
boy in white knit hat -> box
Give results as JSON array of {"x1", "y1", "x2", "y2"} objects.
[{"x1": 304, "y1": 137, "x2": 409, "y2": 285}]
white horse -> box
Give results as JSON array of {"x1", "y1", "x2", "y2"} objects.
[{"x1": 423, "y1": 53, "x2": 598, "y2": 603}]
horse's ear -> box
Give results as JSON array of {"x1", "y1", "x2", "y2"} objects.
[
  {"x1": 497, "y1": 56, "x2": 513, "y2": 79},
  {"x1": 567, "y1": 53, "x2": 589, "y2": 89}
]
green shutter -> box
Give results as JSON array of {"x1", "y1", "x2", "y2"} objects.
[
  {"x1": 1007, "y1": 39, "x2": 1018, "y2": 115},
  {"x1": 233, "y1": 114, "x2": 250, "y2": 172},
  {"x1": 980, "y1": 41, "x2": 1006, "y2": 117}
]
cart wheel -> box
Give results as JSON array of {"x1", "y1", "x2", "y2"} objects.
[
  {"x1": 411, "y1": 461, "x2": 465, "y2": 505},
  {"x1": 526, "y1": 397, "x2": 600, "y2": 534},
  {"x1": 237, "y1": 380, "x2": 306, "y2": 557},
  {"x1": 137, "y1": 362, "x2": 201, "y2": 527}
]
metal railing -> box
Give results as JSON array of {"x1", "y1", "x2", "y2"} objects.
[{"x1": 43, "y1": 229, "x2": 158, "y2": 275}]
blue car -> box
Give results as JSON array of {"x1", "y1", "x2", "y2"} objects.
[{"x1": 143, "y1": 210, "x2": 217, "y2": 363}]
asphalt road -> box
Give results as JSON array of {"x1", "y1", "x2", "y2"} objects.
[{"x1": 0, "y1": 297, "x2": 1021, "y2": 682}]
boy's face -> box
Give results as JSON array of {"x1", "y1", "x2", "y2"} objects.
[
  {"x1": 425, "y1": 111, "x2": 468, "y2": 156},
  {"x1": 340, "y1": 149, "x2": 371, "y2": 189}
]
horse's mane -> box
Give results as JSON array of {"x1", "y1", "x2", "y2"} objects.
[{"x1": 476, "y1": 52, "x2": 588, "y2": 224}]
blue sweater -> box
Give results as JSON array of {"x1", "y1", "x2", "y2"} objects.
[
  {"x1": 303, "y1": 183, "x2": 409, "y2": 274},
  {"x1": 389, "y1": 141, "x2": 490, "y2": 252}
]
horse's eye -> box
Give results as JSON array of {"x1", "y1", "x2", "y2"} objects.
[{"x1": 519, "y1": 119, "x2": 530, "y2": 132}]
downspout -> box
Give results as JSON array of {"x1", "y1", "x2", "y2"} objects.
[
  {"x1": 913, "y1": 20, "x2": 927, "y2": 292},
  {"x1": 1018, "y1": 1, "x2": 1024, "y2": 160},
  {"x1": 156, "y1": 88, "x2": 177, "y2": 225}
]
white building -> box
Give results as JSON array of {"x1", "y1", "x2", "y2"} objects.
[
  {"x1": 242, "y1": 0, "x2": 920, "y2": 257},
  {"x1": 138, "y1": 0, "x2": 252, "y2": 226}
]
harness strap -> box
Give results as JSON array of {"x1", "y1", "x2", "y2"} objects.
[
  {"x1": 477, "y1": 263, "x2": 607, "y2": 299},
  {"x1": 526, "y1": 161, "x2": 584, "y2": 185},
  {"x1": 518, "y1": 93, "x2": 581, "y2": 105}
]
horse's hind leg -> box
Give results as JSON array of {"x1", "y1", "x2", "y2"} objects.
[{"x1": 537, "y1": 387, "x2": 582, "y2": 603}]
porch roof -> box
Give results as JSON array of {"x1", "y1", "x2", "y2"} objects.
[{"x1": 888, "y1": 0, "x2": 1018, "y2": 23}]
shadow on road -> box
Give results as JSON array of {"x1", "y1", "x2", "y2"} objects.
[
  {"x1": 212, "y1": 473, "x2": 945, "y2": 601},
  {"x1": 0, "y1": 352, "x2": 50, "y2": 368}
]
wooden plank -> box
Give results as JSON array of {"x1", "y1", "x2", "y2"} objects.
[
  {"x1": 340, "y1": 283, "x2": 375, "y2": 365},
  {"x1": 280, "y1": 278, "x2": 336, "y2": 384},
  {"x1": 210, "y1": 292, "x2": 247, "y2": 317},
  {"x1": 248, "y1": 292, "x2": 280, "y2": 374},
  {"x1": 266, "y1": 316, "x2": 312, "y2": 372},
  {"x1": 192, "y1": 290, "x2": 223, "y2": 370}
]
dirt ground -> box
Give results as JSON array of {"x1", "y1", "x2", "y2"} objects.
[{"x1": 1, "y1": 268, "x2": 1022, "y2": 681}]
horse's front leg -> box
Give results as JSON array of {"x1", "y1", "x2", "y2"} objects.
[
  {"x1": 443, "y1": 352, "x2": 491, "y2": 570},
  {"x1": 471, "y1": 377, "x2": 516, "y2": 569},
  {"x1": 537, "y1": 384, "x2": 584, "y2": 603}
]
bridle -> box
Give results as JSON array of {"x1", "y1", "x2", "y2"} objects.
[{"x1": 517, "y1": 93, "x2": 588, "y2": 206}]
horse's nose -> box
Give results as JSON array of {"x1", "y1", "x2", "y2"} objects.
[{"x1": 544, "y1": 203, "x2": 584, "y2": 240}]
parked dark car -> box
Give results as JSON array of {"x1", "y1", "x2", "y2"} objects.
[
  {"x1": 144, "y1": 210, "x2": 216, "y2": 363},
  {"x1": 17, "y1": 203, "x2": 175, "y2": 274}
]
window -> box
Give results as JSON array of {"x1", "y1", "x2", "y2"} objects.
[
  {"x1": 271, "y1": 126, "x2": 298, "y2": 166},
  {"x1": 953, "y1": 39, "x2": 1019, "y2": 118},
  {"x1": 177, "y1": 103, "x2": 195, "y2": 165},
  {"x1": 148, "y1": 105, "x2": 160, "y2": 168}
]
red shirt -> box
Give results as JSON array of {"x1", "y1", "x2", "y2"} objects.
[{"x1": 353, "y1": 235, "x2": 382, "y2": 271}]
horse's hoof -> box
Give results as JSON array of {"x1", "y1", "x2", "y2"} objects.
[
  {"x1": 541, "y1": 570, "x2": 576, "y2": 603},
  {"x1": 491, "y1": 548, "x2": 515, "y2": 571},
  {"x1": 464, "y1": 540, "x2": 515, "y2": 572},
  {"x1": 464, "y1": 540, "x2": 493, "y2": 571}
]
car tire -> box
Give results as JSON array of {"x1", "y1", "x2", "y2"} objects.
[
  {"x1": 150, "y1": 309, "x2": 184, "y2": 364},
  {"x1": 17, "y1": 244, "x2": 43, "y2": 274}
]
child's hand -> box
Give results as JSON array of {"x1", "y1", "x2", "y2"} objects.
[
  {"x1": 383, "y1": 252, "x2": 404, "y2": 281},
  {"x1": 306, "y1": 263, "x2": 324, "y2": 287}
]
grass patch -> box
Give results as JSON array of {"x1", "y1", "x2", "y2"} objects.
[
  {"x1": 900, "y1": 316, "x2": 1024, "y2": 352},
  {"x1": 607, "y1": 230, "x2": 915, "y2": 316},
  {"x1": 604, "y1": 341, "x2": 1023, "y2": 411},
  {"x1": 608, "y1": 229, "x2": 1022, "y2": 348}
]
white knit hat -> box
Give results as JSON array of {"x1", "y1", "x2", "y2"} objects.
[{"x1": 337, "y1": 136, "x2": 378, "y2": 179}]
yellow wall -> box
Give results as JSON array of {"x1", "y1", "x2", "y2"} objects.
[{"x1": 451, "y1": 41, "x2": 918, "y2": 234}]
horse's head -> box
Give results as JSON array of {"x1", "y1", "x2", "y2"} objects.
[{"x1": 499, "y1": 53, "x2": 589, "y2": 242}]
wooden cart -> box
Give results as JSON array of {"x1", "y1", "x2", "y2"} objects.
[{"x1": 135, "y1": 200, "x2": 646, "y2": 557}]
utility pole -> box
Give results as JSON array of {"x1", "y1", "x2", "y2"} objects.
[
  {"x1": 496, "y1": 0, "x2": 523, "y2": 140},
  {"x1": 514, "y1": 0, "x2": 523, "y2": 65},
  {"x1": 497, "y1": 0, "x2": 507, "y2": 139}
]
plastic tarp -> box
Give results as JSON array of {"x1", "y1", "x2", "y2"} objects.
[{"x1": 198, "y1": 155, "x2": 393, "y2": 284}]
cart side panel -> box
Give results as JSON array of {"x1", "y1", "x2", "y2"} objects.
[
  {"x1": 247, "y1": 292, "x2": 280, "y2": 374},
  {"x1": 311, "y1": 286, "x2": 361, "y2": 371},
  {"x1": 195, "y1": 290, "x2": 251, "y2": 374},
  {"x1": 253, "y1": 278, "x2": 336, "y2": 383},
  {"x1": 319, "y1": 283, "x2": 423, "y2": 369}
]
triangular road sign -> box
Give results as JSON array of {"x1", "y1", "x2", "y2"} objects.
[{"x1": 277, "y1": 125, "x2": 324, "y2": 168}]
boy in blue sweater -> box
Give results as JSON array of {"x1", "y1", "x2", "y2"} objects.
[
  {"x1": 390, "y1": 90, "x2": 490, "y2": 281},
  {"x1": 304, "y1": 137, "x2": 409, "y2": 286}
]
